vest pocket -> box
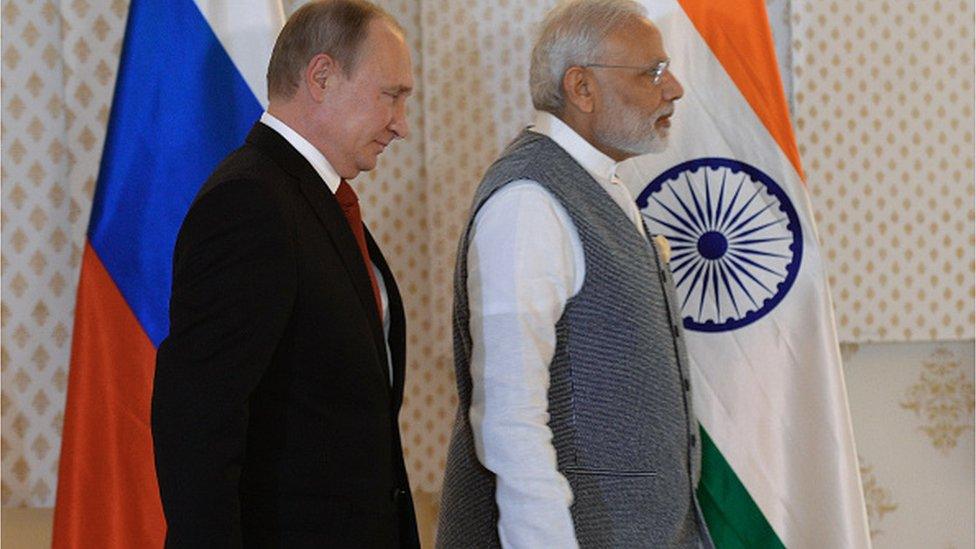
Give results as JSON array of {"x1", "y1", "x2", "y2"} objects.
[{"x1": 562, "y1": 466, "x2": 657, "y2": 477}]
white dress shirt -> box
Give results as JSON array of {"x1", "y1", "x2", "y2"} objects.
[
  {"x1": 260, "y1": 112, "x2": 393, "y2": 385},
  {"x1": 467, "y1": 111, "x2": 649, "y2": 547}
]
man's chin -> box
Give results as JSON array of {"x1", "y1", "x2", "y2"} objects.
[
  {"x1": 355, "y1": 157, "x2": 380, "y2": 174},
  {"x1": 645, "y1": 134, "x2": 668, "y2": 154},
  {"x1": 630, "y1": 133, "x2": 668, "y2": 156}
]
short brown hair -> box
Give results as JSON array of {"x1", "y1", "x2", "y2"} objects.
[{"x1": 266, "y1": 0, "x2": 402, "y2": 100}]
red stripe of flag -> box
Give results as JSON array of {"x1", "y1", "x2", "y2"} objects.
[{"x1": 52, "y1": 243, "x2": 165, "y2": 548}]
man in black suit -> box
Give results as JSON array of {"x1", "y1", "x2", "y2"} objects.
[{"x1": 151, "y1": 1, "x2": 418, "y2": 547}]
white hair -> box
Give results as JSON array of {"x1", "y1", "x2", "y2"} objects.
[{"x1": 529, "y1": 0, "x2": 648, "y2": 114}]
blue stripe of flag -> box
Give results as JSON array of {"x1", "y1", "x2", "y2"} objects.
[{"x1": 88, "y1": 0, "x2": 263, "y2": 347}]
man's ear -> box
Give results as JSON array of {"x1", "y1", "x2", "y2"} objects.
[
  {"x1": 562, "y1": 66, "x2": 595, "y2": 114},
  {"x1": 305, "y1": 53, "x2": 340, "y2": 102}
]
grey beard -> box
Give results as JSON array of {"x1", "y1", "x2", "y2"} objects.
[{"x1": 594, "y1": 104, "x2": 670, "y2": 156}]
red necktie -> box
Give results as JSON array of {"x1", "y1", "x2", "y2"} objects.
[{"x1": 335, "y1": 180, "x2": 383, "y2": 319}]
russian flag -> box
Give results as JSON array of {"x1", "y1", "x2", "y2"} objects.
[{"x1": 52, "y1": 2, "x2": 283, "y2": 546}]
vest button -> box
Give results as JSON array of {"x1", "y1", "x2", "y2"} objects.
[
  {"x1": 683, "y1": 378, "x2": 690, "y2": 391},
  {"x1": 392, "y1": 487, "x2": 407, "y2": 503},
  {"x1": 689, "y1": 434, "x2": 697, "y2": 447}
]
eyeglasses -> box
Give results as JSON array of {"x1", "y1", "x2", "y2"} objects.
[{"x1": 582, "y1": 58, "x2": 671, "y2": 86}]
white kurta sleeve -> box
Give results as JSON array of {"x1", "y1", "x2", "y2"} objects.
[{"x1": 466, "y1": 180, "x2": 584, "y2": 549}]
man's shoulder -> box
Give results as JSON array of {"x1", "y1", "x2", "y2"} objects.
[
  {"x1": 484, "y1": 131, "x2": 575, "y2": 183},
  {"x1": 475, "y1": 131, "x2": 577, "y2": 206},
  {"x1": 488, "y1": 130, "x2": 550, "y2": 170},
  {"x1": 196, "y1": 141, "x2": 291, "y2": 204}
]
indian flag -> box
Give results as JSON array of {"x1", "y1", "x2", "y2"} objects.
[{"x1": 621, "y1": 1, "x2": 872, "y2": 547}]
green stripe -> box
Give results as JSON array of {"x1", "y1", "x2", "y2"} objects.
[{"x1": 697, "y1": 427, "x2": 786, "y2": 548}]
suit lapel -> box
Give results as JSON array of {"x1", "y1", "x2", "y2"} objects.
[
  {"x1": 366, "y1": 229, "x2": 406, "y2": 408},
  {"x1": 245, "y1": 123, "x2": 389, "y2": 373}
]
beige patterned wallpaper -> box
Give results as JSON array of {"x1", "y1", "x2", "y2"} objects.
[
  {"x1": 1, "y1": 0, "x2": 127, "y2": 505},
  {"x1": 792, "y1": 0, "x2": 975, "y2": 342},
  {"x1": 1, "y1": 1, "x2": 974, "y2": 546}
]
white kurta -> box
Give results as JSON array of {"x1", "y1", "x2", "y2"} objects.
[{"x1": 466, "y1": 111, "x2": 648, "y2": 547}]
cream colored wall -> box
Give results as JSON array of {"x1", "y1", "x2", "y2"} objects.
[
  {"x1": 1, "y1": 0, "x2": 973, "y2": 547},
  {"x1": 843, "y1": 341, "x2": 974, "y2": 548}
]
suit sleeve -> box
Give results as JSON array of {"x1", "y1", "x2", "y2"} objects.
[{"x1": 151, "y1": 179, "x2": 298, "y2": 547}]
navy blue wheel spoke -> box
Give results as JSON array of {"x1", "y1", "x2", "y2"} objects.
[
  {"x1": 662, "y1": 233, "x2": 697, "y2": 245},
  {"x1": 721, "y1": 184, "x2": 763, "y2": 234},
  {"x1": 728, "y1": 217, "x2": 788, "y2": 240},
  {"x1": 668, "y1": 181, "x2": 706, "y2": 233},
  {"x1": 714, "y1": 170, "x2": 729, "y2": 230},
  {"x1": 704, "y1": 169, "x2": 714, "y2": 229},
  {"x1": 648, "y1": 198, "x2": 701, "y2": 238},
  {"x1": 669, "y1": 244, "x2": 695, "y2": 251},
  {"x1": 684, "y1": 173, "x2": 710, "y2": 233},
  {"x1": 726, "y1": 255, "x2": 774, "y2": 296},
  {"x1": 671, "y1": 254, "x2": 704, "y2": 278},
  {"x1": 725, "y1": 261, "x2": 759, "y2": 308},
  {"x1": 717, "y1": 260, "x2": 744, "y2": 315},
  {"x1": 680, "y1": 259, "x2": 708, "y2": 310},
  {"x1": 711, "y1": 263, "x2": 721, "y2": 320},
  {"x1": 718, "y1": 175, "x2": 748, "y2": 230},
  {"x1": 697, "y1": 262, "x2": 713, "y2": 320},
  {"x1": 728, "y1": 251, "x2": 783, "y2": 278},
  {"x1": 670, "y1": 250, "x2": 697, "y2": 266},
  {"x1": 728, "y1": 236, "x2": 792, "y2": 246},
  {"x1": 647, "y1": 215, "x2": 699, "y2": 241},
  {"x1": 671, "y1": 255, "x2": 704, "y2": 282},
  {"x1": 730, "y1": 246, "x2": 791, "y2": 260},
  {"x1": 728, "y1": 201, "x2": 775, "y2": 236}
]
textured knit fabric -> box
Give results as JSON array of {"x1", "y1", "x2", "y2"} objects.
[{"x1": 438, "y1": 130, "x2": 706, "y2": 548}]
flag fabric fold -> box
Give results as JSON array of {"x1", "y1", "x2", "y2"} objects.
[
  {"x1": 53, "y1": 2, "x2": 283, "y2": 546},
  {"x1": 624, "y1": 1, "x2": 871, "y2": 547}
]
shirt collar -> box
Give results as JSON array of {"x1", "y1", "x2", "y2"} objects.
[
  {"x1": 529, "y1": 110, "x2": 620, "y2": 186},
  {"x1": 260, "y1": 111, "x2": 342, "y2": 194}
]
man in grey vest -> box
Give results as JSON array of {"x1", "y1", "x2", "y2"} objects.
[{"x1": 438, "y1": 1, "x2": 713, "y2": 547}]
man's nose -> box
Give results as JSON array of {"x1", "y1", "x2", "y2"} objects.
[
  {"x1": 390, "y1": 101, "x2": 409, "y2": 140},
  {"x1": 661, "y1": 70, "x2": 683, "y2": 101}
]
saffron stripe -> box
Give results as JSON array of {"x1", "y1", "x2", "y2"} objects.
[{"x1": 676, "y1": 0, "x2": 804, "y2": 180}]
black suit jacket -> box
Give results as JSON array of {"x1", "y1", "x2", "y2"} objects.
[{"x1": 152, "y1": 123, "x2": 419, "y2": 548}]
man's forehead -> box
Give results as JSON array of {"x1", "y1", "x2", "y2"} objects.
[
  {"x1": 354, "y1": 20, "x2": 412, "y2": 78},
  {"x1": 604, "y1": 17, "x2": 666, "y2": 61},
  {"x1": 359, "y1": 18, "x2": 404, "y2": 54}
]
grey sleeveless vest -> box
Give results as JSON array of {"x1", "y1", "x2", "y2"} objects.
[{"x1": 438, "y1": 130, "x2": 709, "y2": 548}]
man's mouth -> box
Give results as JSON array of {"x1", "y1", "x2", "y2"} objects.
[{"x1": 656, "y1": 110, "x2": 674, "y2": 128}]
